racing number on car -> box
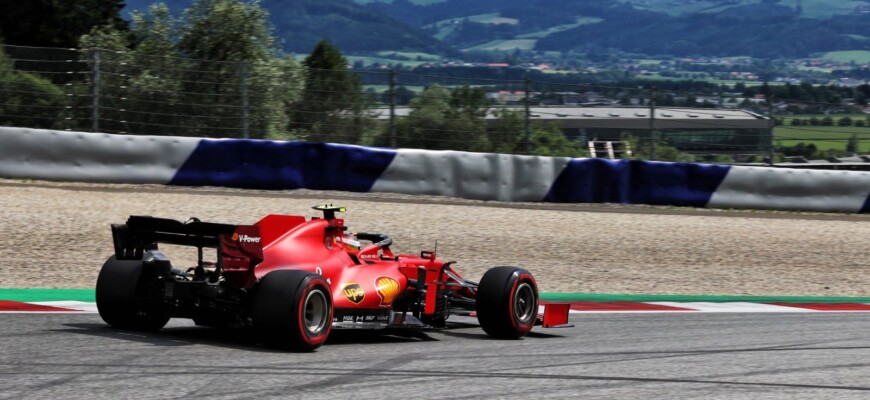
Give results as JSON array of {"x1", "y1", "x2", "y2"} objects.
[
  {"x1": 315, "y1": 267, "x2": 331, "y2": 285},
  {"x1": 342, "y1": 283, "x2": 365, "y2": 304}
]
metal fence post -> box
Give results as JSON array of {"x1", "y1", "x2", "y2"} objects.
[
  {"x1": 91, "y1": 48, "x2": 100, "y2": 133},
  {"x1": 241, "y1": 61, "x2": 249, "y2": 139},
  {"x1": 389, "y1": 69, "x2": 396, "y2": 148},
  {"x1": 768, "y1": 97, "x2": 775, "y2": 166},
  {"x1": 524, "y1": 78, "x2": 531, "y2": 154}
]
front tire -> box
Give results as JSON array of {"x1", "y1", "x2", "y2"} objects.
[
  {"x1": 476, "y1": 266, "x2": 538, "y2": 339},
  {"x1": 95, "y1": 255, "x2": 169, "y2": 331},
  {"x1": 253, "y1": 270, "x2": 333, "y2": 351}
]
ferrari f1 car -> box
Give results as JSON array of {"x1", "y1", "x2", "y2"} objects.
[{"x1": 96, "y1": 205, "x2": 570, "y2": 350}]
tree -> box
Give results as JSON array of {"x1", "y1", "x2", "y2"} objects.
[
  {"x1": 379, "y1": 86, "x2": 415, "y2": 106},
  {"x1": 838, "y1": 116, "x2": 853, "y2": 127},
  {"x1": 373, "y1": 85, "x2": 490, "y2": 152},
  {"x1": 382, "y1": 85, "x2": 452, "y2": 150},
  {"x1": 161, "y1": 0, "x2": 301, "y2": 139},
  {"x1": 622, "y1": 134, "x2": 695, "y2": 162},
  {"x1": 489, "y1": 109, "x2": 586, "y2": 157},
  {"x1": 78, "y1": 24, "x2": 135, "y2": 134},
  {"x1": 70, "y1": 1, "x2": 301, "y2": 138},
  {"x1": 442, "y1": 86, "x2": 490, "y2": 152},
  {"x1": 846, "y1": 134, "x2": 859, "y2": 154},
  {"x1": 291, "y1": 39, "x2": 369, "y2": 143},
  {"x1": 0, "y1": 0, "x2": 127, "y2": 48},
  {"x1": 0, "y1": 43, "x2": 67, "y2": 129},
  {"x1": 527, "y1": 122, "x2": 587, "y2": 157}
]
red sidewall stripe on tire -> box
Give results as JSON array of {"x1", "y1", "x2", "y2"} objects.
[
  {"x1": 298, "y1": 280, "x2": 331, "y2": 347},
  {"x1": 508, "y1": 273, "x2": 537, "y2": 332}
]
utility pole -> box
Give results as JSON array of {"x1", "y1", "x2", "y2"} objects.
[
  {"x1": 240, "y1": 61, "x2": 249, "y2": 139},
  {"x1": 389, "y1": 69, "x2": 396, "y2": 148},
  {"x1": 91, "y1": 49, "x2": 100, "y2": 133},
  {"x1": 648, "y1": 86, "x2": 657, "y2": 160},
  {"x1": 524, "y1": 78, "x2": 531, "y2": 154}
]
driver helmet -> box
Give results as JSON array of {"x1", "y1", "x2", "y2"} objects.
[{"x1": 340, "y1": 233, "x2": 361, "y2": 251}]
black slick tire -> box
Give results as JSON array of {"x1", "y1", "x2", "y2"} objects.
[
  {"x1": 95, "y1": 255, "x2": 169, "y2": 331},
  {"x1": 475, "y1": 266, "x2": 538, "y2": 339},
  {"x1": 253, "y1": 270, "x2": 333, "y2": 351}
]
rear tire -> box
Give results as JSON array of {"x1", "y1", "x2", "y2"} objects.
[
  {"x1": 95, "y1": 255, "x2": 169, "y2": 331},
  {"x1": 476, "y1": 266, "x2": 538, "y2": 339},
  {"x1": 253, "y1": 270, "x2": 333, "y2": 351}
]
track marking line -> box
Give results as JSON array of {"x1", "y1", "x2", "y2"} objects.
[
  {"x1": 769, "y1": 302, "x2": 870, "y2": 311},
  {"x1": 32, "y1": 301, "x2": 99, "y2": 313},
  {"x1": 4, "y1": 301, "x2": 870, "y2": 314},
  {"x1": 0, "y1": 300, "x2": 80, "y2": 313},
  {"x1": 648, "y1": 302, "x2": 817, "y2": 313}
]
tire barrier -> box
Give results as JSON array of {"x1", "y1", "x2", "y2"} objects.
[{"x1": 2, "y1": 127, "x2": 869, "y2": 213}]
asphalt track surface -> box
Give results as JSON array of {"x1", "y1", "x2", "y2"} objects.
[{"x1": 2, "y1": 313, "x2": 869, "y2": 399}]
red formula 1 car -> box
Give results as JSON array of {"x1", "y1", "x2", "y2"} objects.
[{"x1": 96, "y1": 205, "x2": 570, "y2": 350}]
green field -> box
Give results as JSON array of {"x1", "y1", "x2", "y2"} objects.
[
  {"x1": 623, "y1": 0, "x2": 867, "y2": 18},
  {"x1": 468, "y1": 13, "x2": 518, "y2": 25},
  {"x1": 775, "y1": 118, "x2": 870, "y2": 152},
  {"x1": 346, "y1": 55, "x2": 433, "y2": 68},
  {"x1": 375, "y1": 51, "x2": 440, "y2": 60},
  {"x1": 782, "y1": 114, "x2": 870, "y2": 124},
  {"x1": 464, "y1": 39, "x2": 537, "y2": 52},
  {"x1": 786, "y1": 0, "x2": 868, "y2": 18},
  {"x1": 428, "y1": 13, "x2": 520, "y2": 41},
  {"x1": 844, "y1": 34, "x2": 870, "y2": 42},
  {"x1": 364, "y1": 84, "x2": 426, "y2": 93},
  {"x1": 821, "y1": 50, "x2": 870, "y2": 63},
  {"x1": 797, "y1": 65, "x2": 835, "y2": 73},
  {"x1": 517, "y1": 17, "x2": 603, "y2": 39},
  {"x1": 354, "y1": 0, "x2": 445, "y2": 4}
]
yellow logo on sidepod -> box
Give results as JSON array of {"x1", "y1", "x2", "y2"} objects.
[{"x1": 375, "y1": 277, "x2": 400, "y2": 306}]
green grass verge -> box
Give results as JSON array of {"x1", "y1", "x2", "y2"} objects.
[
  {"x1": 0, "y1": 288, "x2": 95, "y2": 302},
  {"x1": 3, "y1": 289, "x2": 869, "y2": 304}
]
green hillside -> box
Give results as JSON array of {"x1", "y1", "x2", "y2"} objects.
[
  {"x1": 622, "y1": 0, "x2": 869, "y2": 18},
  {"x1": 123, "y1": 0, "x2": 448, "y2": 54},
  {"x1": 123, "y1": 0, "x2": 870, "y2": 59}
]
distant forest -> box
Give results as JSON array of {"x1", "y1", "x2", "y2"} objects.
[
  {"x1": 372, "y1": 0, "x2": 870, "y2": 58},
  {"x1": 38, "y1": 0, "x2": 870, "y2": 59}
]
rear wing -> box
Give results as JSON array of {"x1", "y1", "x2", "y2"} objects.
[{"x1": 111, "y1": 216, "x2": 263, "y2": 271}]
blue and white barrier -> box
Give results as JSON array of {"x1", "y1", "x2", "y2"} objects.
[{"x1": 2, "y1": 127, "x2": 869, "y2": 213}]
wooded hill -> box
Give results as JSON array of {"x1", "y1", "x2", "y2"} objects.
[
  {"x1": 122, "y1": 0, "x2": 870, "y2": 59},
  {"x1": 123, "y1": 0, "x2": 449, "y2": 54}
]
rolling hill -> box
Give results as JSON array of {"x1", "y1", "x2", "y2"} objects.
[
  {"x1": 123, "y1": 0, "x2": 448, "y2": 54},
  {"x1": 122, "y1": 0, "x2": 870, "y2": 59}
]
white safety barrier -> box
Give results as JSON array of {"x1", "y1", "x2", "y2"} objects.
[{"x1": 1, "y1": 127, "x2": 869, "y2": 213}]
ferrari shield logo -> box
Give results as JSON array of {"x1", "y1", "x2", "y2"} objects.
[
  {"x1": 375, "y1": 276, "x2": 400, "y2": 306},
  {"x1": 342, "y1": 283, "x2": 365, "y2": 304}
]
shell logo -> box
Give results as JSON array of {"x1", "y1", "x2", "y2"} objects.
[
  {"x1": 232, "y1": 232, "x2": 239, "y2": 241},
  {"x1": 375, "y1": 276, "x2": 400, "y2": 306}
]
